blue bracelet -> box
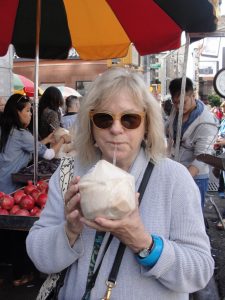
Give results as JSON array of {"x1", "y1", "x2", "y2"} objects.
[{"x1": 136, "y1": 235, "x2": 164, "y2": 267}]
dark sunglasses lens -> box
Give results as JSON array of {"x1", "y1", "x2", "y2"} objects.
[
  {"x1": 121, "y1": 114, "x2": 142, "y2": 129},
  {"x1": 93, "y1": 113, "x2": 113, "y2": 129}
]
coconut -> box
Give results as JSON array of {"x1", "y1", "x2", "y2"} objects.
[
  {"x1": 53, "y1": 127, "x2": 70, "y2": 142},
  {"x1": 79, "y1": 160, "x2": 135, "y2": 220}
]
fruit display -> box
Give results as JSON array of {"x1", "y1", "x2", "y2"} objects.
[
  {"x1": 0, "y1": 179, "x2": 48, "y2": 217},
  {"x1": 12, "y1": 158, "x2": 60, "y2": 183}
]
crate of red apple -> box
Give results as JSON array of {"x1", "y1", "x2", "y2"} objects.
[{"x1": 0, "y1": 180, "x2": 48, "y2": 230}]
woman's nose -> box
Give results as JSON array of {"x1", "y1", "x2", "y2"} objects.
[{"x1": 109, "y1": 120, "x2": 124, "y2": 134}]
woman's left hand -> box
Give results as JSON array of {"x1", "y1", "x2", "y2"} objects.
[{"x1": 80, "y1": 193, "x2": 152, "y2": 253}]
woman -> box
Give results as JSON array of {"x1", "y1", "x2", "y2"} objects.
[
  {"x1": 38, "y1": 86, "x2": 64, "y2": 140},
  {"x1": 0, "y1": 94, "x2": 70, "y2": 194},
  {"x1": 27, "y1": 68, "x2": 214, "y2": 299},
  {"x1": 0, "y1": 93, "x2": 70, "y2": 287}
]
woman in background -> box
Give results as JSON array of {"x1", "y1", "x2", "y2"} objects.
[
  {"x1": 0, "y1": 94, "x2": 70, "y2": 194},
  {"x1": 0, "y1": 93, "x2": 70, "y2": 286},
  {"x1": 38, "y1": 86, "x2": 64, "y2": 140}
]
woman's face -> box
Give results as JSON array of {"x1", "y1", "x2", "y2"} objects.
[
  {"x1": 18, "y1": 102, "x2": 32, "y2": 128},
  {"x1": 92, "y1": 90, "x2": 145, "y2": 171}
]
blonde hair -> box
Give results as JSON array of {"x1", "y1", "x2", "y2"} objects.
[{"x1": 75, "y1": 67, "x2": 167, "y2": 165}]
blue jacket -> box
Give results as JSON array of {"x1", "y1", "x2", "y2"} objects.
[{"x1": 0, "y1": 128, "x2": 47, "y2": 193}]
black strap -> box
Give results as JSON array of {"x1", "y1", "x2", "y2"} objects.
[
  {"x1": 107, "y1": 161, "x2": 154, "y2": 284},
  {"x1": 82, "y1": 160, "x2": 155, "y2": 298},
  {"x1": 82, "y1": 234, "x2": 113, "y2": 298}
]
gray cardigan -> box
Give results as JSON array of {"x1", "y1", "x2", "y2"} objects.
[
  {"x1": 26, "y1": 149, "x2": 214, "y2": 300},
  {"x1": 167, "y1": 105, "x2": 218, "y2": 179}
]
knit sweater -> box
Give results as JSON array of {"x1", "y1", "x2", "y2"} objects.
[
  {"x1": 167, "y1": 103, "x2": 218, "y2": 179},
  {"x1": 26, "y1": 149, "x2": 214, "y2": 300}
]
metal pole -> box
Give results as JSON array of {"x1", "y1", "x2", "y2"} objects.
[
  {"x1": 174, "y1": 33, "x2": 190, "y2": 162},
  {"x1": 33, "y1": 0, "x2": 41, "y2": 184}
]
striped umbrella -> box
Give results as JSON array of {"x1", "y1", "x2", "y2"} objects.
[
  {"x1": 13, "y1": 73, "x2": 43, "y2": 97},
  {"x1": 0, "y1": 0, "x2": 218, "y2": 60},
  {"x1": 13, "y1": 73, "x2": 34, "y2": 96}
]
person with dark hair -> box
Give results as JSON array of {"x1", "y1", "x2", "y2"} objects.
[
  {"x1": 61, "y1": 95, "x2": 80, "y2": 129},
  {"x1": 167, "y1": 77, "x2": 218, "y2": 208},
  {"x1": 0, "y1": 93, "x2": 71, "y2": 287},
  {"x1": 0, "y1": 94, "x2": 70, "y2": 194},
  {"x1": 38, "y1": 86, "x2": 64, "y2": 139}
]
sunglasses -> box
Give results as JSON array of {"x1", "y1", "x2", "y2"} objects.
[
  {"x1": 89, "y1": 111, "x2": 145, "y2": 129},
  {"x1": 17, "y1": 95, "x2": 30, "y2": 104}
]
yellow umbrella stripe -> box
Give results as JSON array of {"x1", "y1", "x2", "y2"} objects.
[{"x1": 64, "y1": 0, "x2": 131, "y2": 60}]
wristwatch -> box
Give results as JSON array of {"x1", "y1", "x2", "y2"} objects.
[
  {"x1": 137, "y1": 241, "x2": 154, "y2": 258},
  {"x1": 213, "y1": 68, "x2": 225, "y2": 98}
]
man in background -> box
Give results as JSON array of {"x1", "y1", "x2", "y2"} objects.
[
  {"x1": 167, "y1": 77, "x2": 218, "y2": 208},
  {"x1": 61, "y1": 95, "x2": 80, "y2": 130}
]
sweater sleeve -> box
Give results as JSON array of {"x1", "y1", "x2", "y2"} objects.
[
  {"x1": 187, "y1": 122, "x2": 218, "y2": 170},
  {"x1": 140, "y1": 163, "x2": 214, "y2": 293},
  {"x1": 26, "y1": 166, "x2": 84, "y2": 274}
]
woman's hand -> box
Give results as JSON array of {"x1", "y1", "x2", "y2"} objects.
[
  {"x1": 61, "y1": 134, "x2": 71, "y2": 144},
  {"x1": 64, "y1": 176, "x2": 83, "y2": 246},
  {"x1": 41, "y1": 132, "x2": 56, "y2": 145},
  {"x1": 80, "y1": 194, "x2": 152, "y2": 253}
]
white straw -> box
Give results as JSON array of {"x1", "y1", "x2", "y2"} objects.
[{"x1": 113, "y1": 144, "x2": 117, "y2": 165}]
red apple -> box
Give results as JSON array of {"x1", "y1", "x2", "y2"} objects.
[
  {"x1": 9, "y1": 205, "x2": 20, "y2": 215},
  {"x1": 13, "y1": 190, "x2": 26, "y2": 204},
  {"x1": 0, "y1": 191, "x2": 5, "y2": 200},
  {"x1": 35, "y1": 210, "x2": 41, "y2": 217},
  {"x1": 0, "y1": 208, "x2": 9, "y2": 215},
  {"x1": 36, "y1": 193, "x2": 48, "y2": 208},
  {"x1": 37, "y1": 180, "x2": 48, "y2": 193},
  {"x1": 0, "y1": 195, "x2": 14, "y2": 210},
  {"x1": 20, "y1": 195, "x2": 35, "y2": 211},
  {"x1": 30, "y1": 189, "x2": 41, "y2": 201},
  {"x1": 15, "y1": 209, "x2": 30, "y2": 216},
  {"x1": 30, "y1": 206, "x2": 41, "y2": 216},
  {"x1": 24, "y1": 180, "x2": 36, "y2": 195}
]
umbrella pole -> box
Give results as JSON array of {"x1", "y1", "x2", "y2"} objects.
[
  {"x1": 33, "y1": 0, "x2": 41, "y2": 184},
  {"x1": 174, "y1": 33, "x2": 190, "y2": 161}
]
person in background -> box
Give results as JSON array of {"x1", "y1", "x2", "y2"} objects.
[
  {"x1": 213, "y1": 101, "x2": 225, "y2": 199},
  {"x1": 0, "y1": 94, "x2": 66, "y2": 287},
  {"x1": 27, "y1": 68, "x2": 213, "y2": 300},
  {"x1": 61, "y1": 95, "x2": 80, "y2": 130},
  {"x1": 38, "y1": 86, "x2": 64, "y2": 140},
  {"x1": 167, "y1": 77, "x2": 218, "y2": 208},
  {"x1": 0, "y1": 94, "x2": 71, "y2": 194},
  {"x1": 162, "y1": 98, "x2": 173, "y2": 120}
]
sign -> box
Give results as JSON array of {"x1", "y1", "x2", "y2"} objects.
[{"x1": 150, "y1": 63, "x2": 161, "y2": 69}]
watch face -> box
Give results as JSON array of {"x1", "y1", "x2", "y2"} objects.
[
  {"x1": 138, "y1": 248, "x2": 150, "y2": 258},
  {"x1": 213, "y1": 69, "x2": 225, "y2": 98}
]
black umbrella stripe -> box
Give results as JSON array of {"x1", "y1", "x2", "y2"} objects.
[
  {"x1": 154, "y1": 0, "x2": 217, "y2": 32},
  {"x1": 12, "y1": 0, "x2": 72, "y2": 59}
]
